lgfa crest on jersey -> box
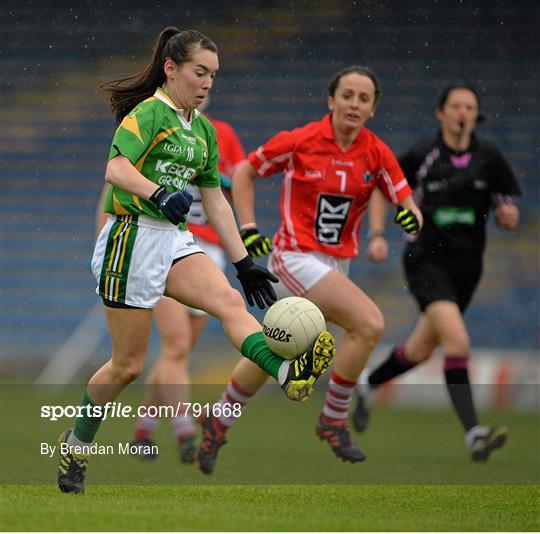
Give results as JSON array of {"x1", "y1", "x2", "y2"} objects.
[{"x1": 363, "y1": 171, "x2": 373, "y2": 183}]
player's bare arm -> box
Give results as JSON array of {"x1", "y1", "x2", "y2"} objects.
[
  {"x1": 232, "y1": 159, "x2": 273, "y2": 257},
  {"x1": 366, "y1": 188, "x2": 389, "y2": 263},
  {"x1": 232, "y1": 159, "x2": 259, "y2": 228},
  {"x1": 105, "y1": 155, "x2": 160, "y2": 200}
]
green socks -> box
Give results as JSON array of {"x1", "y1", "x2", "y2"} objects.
[
  {"x1": 241, "y1": 332, "x2": 285, "y2": 381},
  {"x1": 73, "y1": 390, "x2": 105, "y2": 444}
]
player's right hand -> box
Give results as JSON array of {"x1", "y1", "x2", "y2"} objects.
[
  {"x1": 240, "y1": 227, "x2": 273, "y2": 257},
  {"x1": 150, "y1": 186, "x2": 193, "y2": 225},
  {"x1": 367, "y1": 235, "x2": 388, "y2": 263}
]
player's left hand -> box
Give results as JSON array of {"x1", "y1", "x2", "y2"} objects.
[
  {"x1": 394, "y1": 207, "x2": 420, "y2": 235},
  {"x1": 240, "y1": 228, "x2": 273, "y2": 258},
  {"x1": 233, "y1": 256, "x2": 279, "y2": 309}
]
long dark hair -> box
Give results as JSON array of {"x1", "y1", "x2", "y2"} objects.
[
  {"x1": 101, "y1": 27, "x2": 218, "y2": 124},
  {"x1": 327, "y1": 65, "x2": 381, "y2": 105}
]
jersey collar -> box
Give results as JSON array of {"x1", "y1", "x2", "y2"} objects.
[
  {"x1": 321, "y1": 114, "x2": 335, "y2": 139},
  {"x1": 154, "y1": 87, "x2": 200, "y2": 124},
  {"x1": 322, "y1": 113, "x2": 367, "y2": 147},
  {"x1": 436, "y1": 129, "x2": 478, "y2": 154}
]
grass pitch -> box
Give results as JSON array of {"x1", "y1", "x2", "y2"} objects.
[
  {"x1": 1, "y1": 384, "x2": 539, "y2": 531},
  {"x1": 2, "y1": 484, "x2": 538, "y2": 531}
]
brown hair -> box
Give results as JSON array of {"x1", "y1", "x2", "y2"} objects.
[
  {"x1": 101, "y1": 27, "x2": 218, "y2": 124},
  {"x1": 328, "y1": 65, "x2": 381, "y2": 105}
]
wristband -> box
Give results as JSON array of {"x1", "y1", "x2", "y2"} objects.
[{"x1": 149, "y1": 186, "x2": 167, "y2": 206}]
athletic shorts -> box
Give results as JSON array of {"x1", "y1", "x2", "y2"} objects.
[
  {"x1": 187, "y1": 237, "x2": 226, "y2": 317},
  {"x1": 91, "y1": 214, "x2": 203, "y2": 309},
  {"x1": 403, "y1": 244, "x2": 483, "y2": 313},
  {"x1": 268, "y1": 248, "x2": 351, "y2": 299}
]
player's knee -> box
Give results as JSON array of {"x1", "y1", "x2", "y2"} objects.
[
  {"x1": 111, "y1": 361, "x2": 144, "y2": 384},
  {"x1": 356, "y1": 308, "x2": 385, "y2": 346},
  {"x1": 215, "y1": 287, "x2": 245, "y2": 316},
  {"x1": 455, "y1": 339, "x2": 470, "y2": 355},
  {"x1": 161, "y1": 336, "x2": 192, "y2": 362},
  {"x1": 445, "y1": 332, "x2": 470, "y2": 355},
  {"x1": 363, "y1": 309, "x2": 384, "y2": 343}
]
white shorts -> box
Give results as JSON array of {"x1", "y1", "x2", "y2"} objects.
[
  {"x1": 188, "y1": 237, "x2": 226, "y2": 317},
  {"x1": 91, "y1": 214, "x2": 203, "y2": 309},
  {"x1": 268, "y1": 249, "x2": 351, "y2": 299}
]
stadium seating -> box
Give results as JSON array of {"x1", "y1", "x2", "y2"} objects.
[{"x1": 2, "y1": 1, "x2": 538, "y2": 367}]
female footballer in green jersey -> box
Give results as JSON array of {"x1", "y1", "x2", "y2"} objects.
[{"x1": 57, "y1": 27, "x2": 335, "y2": 494}]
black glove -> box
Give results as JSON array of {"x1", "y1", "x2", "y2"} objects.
[
  {"x1": 240, "y1": 227, "x2": 273, "y2": 257},
  {"x1": 234, "y1": 255, "x2": 279, "y2": 309},
  {"x1": 150, "y1": 186, "x2": 193, "y2": 225},
  {"x1": 394, "y1": 206, "x2": 420, "y2": 235}
]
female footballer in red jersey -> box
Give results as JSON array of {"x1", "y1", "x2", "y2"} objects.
[
  {"x1": 125, "y1": 100, "x2": 248, "y2": 463},
  {"x1": 196, "y1": 66, "x2": 423, "y2": 473}
]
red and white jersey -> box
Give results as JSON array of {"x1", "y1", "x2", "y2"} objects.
[
  {"x1": 248, "y1": 114, "x2": 412, "y2": 259},
  {"x1": 187, "y1": 114, "x2": 246, "y2": 245}
]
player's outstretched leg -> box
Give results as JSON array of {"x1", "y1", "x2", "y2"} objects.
[
  {"x1": 57, "y1": 429, "x2": 89, "y2": 494},
  {"x1": 466, "y1": 425, "x2": 508, "y2": 462},
  {"x1": 281, "y1": 330, "x2": 336, "y2": 402}
]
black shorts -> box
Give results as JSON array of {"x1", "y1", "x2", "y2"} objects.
[{"x1": 403, "y1": 244, "x2": 482, "y2": 313}]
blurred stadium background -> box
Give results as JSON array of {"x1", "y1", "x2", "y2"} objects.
[{"x1": 1, "y1": 1, "x2": 538, "y2": 395}]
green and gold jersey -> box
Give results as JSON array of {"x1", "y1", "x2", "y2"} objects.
[{"x1": 105, "y1": 87, "x2": 220, "y2": 223}]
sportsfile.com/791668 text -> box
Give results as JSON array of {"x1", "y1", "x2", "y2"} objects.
[{"x1": 40, "y1": 402, "x2": 242, "y2": 421}]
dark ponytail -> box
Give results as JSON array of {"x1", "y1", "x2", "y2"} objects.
[{"x1": 101, "y1": 27, "x2": 218, "y2": 124}]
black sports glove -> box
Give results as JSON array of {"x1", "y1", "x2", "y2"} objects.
[
  {"x1": 240, "y1": 227, "x2": 273, "y2": 258},
  {"x1": 150, "y1": 186, "x2": 193, "y2": 225},
  {"x1": 234, "y1": 255, "x2": 279, "y2": 309},
  {"x1": 394, "y1": 206, "x2": 420, "y2": 235}
]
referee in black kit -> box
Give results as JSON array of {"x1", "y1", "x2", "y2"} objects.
[{"x1": 354, "y1": 84, "x2": 521, "y2": 462}]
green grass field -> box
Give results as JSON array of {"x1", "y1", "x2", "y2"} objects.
[
  {"x1": 1, "y1": 384, "x2": 539, "y2": 531},
  {"x1": 2, "y1": 484, "x2": 538, "y2": 531}
]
